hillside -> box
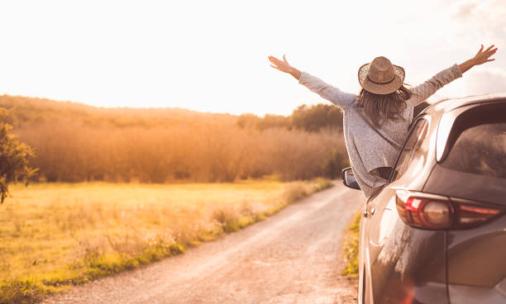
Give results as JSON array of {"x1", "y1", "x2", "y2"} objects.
[{"x1": 0, "y1": 95, "x2": 237, "y2": 129}]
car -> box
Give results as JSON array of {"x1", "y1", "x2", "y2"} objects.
[{"x1": 342, "y1": 94, "x2": 506, "y2": 304}]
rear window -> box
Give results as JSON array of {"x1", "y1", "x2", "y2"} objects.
[{"x1": 442, "y1": 118, "x2": 506, "y2": 179}]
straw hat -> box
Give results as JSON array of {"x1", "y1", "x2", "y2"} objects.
[{"x1": 358, "y1": 56, "x2": 405, "y2": 95}]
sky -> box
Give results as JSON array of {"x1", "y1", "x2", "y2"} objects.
[{"x1": 0, "y1": 0, "x2": 504, "y2": 115}]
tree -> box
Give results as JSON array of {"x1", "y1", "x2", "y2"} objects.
[
  {"x1": 292, "y1": 104, "x2": 343, "y2": 132},
  {"x1": 237, "y1": 114, "x2": 261, "y2": 129},
  {"x1": 237, "y1": 104, "x2": 343, "y2": 132},
  {"x1": 257, "y1": 114, "x2": 291, "y2": 130},
  {"x1": 0, "y1": 109, "x2": 36, "y2": 202}
]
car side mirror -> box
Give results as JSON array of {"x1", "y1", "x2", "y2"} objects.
[{"x1": 341, "y1": 167, "x2": 360, "y2": 190}]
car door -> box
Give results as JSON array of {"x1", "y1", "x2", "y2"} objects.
[{"x1": 362, "y1": 118, "x2": 430, "y2": 303}]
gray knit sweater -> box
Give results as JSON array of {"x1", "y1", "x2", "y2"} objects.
[{"x1": 299, "y1": 64, "x2": 462, "y2": 197}]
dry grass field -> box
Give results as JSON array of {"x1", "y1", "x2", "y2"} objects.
[{"x1": 0, "y1": 179, "x2": 331, "y2": 303}]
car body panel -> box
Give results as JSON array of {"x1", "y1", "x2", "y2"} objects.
[
  {"x1": 446, "y1": 215, "x2": 506, "y2": 303},
  {"x1": 429, "y1": 99, "x2": 506, "y2": 302},
  {"x1": 358, "y1": 95, "x2": 506, "y2": 303},
  {"x1": 363, "y1": 187, "x2": 448, "y2": 303}
]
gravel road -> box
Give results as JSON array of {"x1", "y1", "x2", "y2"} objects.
[{"x1": 44, "y1": 184, "x2": 362, "y2": 304}]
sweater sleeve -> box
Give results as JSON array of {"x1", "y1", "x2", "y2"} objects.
[
  {"x1": 407, "y1": 64, "x2": 463, "y2": 107},
  {"x1": 298, "y1": 72, "x2": 356, "y2": 108}
]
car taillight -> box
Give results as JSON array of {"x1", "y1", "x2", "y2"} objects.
[{"x1": 395, "y1": 190, "x2": 503, "y2": 230}]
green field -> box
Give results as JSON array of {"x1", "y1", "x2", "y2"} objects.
[
  {"x1": 0, "y1": 179, "x2": 331, "y2": 303},
  {"x1": 342, "y1": 211, "x2": 361, "y2": 277}
]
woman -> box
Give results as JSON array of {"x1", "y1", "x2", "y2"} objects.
[{"x1": 268, "y1": 45, "x2": 497, "y2": 197}]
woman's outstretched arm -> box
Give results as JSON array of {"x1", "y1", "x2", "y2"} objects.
[
  {"x1": 268, "y1": 55, "x2": 355, "y2": 108},
  {"x1": 458, "y1": 44, "x2": 497, "y2": 73},
  {"x1": 408, "y1": 44, "x2": 498, "y2": 107}
]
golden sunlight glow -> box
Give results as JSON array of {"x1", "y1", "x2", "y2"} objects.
[{"x1": 0, "y1": 0, "x2": 503, "y2": 114}]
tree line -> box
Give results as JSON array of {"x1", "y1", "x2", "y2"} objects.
[
  {"x1": 0, "y1": 96, "x2": 348, "y2": 183},
  {"x1": 237, "y1": 104, "x2": 343, "y2": 132}
]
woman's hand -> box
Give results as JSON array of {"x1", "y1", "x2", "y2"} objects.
[
  {"x1": 459, "y1": 44, "x2": 498, "y2": 73},
  {"x1": 472, "y1": 44, "x2": 498, "y2": 65},
  {"x1": 268, "y1": 55, "x2": 301, "y2": 80}
]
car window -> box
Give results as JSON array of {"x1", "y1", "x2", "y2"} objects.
[
  {"x1": 442, "y1": 122, "x2": 506, "y2": 179},
  {"x1": 391, "y1": 119, "x2": 429, "y2": 181}
]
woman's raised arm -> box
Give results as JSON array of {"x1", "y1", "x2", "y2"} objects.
[
  {"x1": 408, "y1": 44, "x2": 498, "y2": 107},
  {"x1": 458, "y1": 44, "x2": 497, "y2": 73},
  {"x1": 268, "y1": 55, "x2": 355, "y2": 108}
]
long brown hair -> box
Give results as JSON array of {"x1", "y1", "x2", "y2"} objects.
[{"x1": 356, "y1": 86, "x2": 412, "y2": 127}]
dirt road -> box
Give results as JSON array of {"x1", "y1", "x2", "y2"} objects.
[{"x1": 44, "y1": 184, "x2": 362, "y2": 304}]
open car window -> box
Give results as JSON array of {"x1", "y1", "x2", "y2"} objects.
[{"x1": 391, "y1": 118, "x2": 429, "y2": 182}]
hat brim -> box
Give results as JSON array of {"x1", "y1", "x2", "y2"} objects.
[{"x1": 358, "y1": 63, "x2": 405, "y2": 95}]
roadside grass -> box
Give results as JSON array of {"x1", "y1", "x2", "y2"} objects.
[
  {"x1": 0, "y1": 178, "x2": 332, "y2": 304},
  {"x1": 342, "y1": 211, "x2": 361, "y2": 277}
]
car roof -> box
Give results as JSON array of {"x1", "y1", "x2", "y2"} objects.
[{"x1": 424, "y1": 93, "x2": 506, "y2": 116}]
